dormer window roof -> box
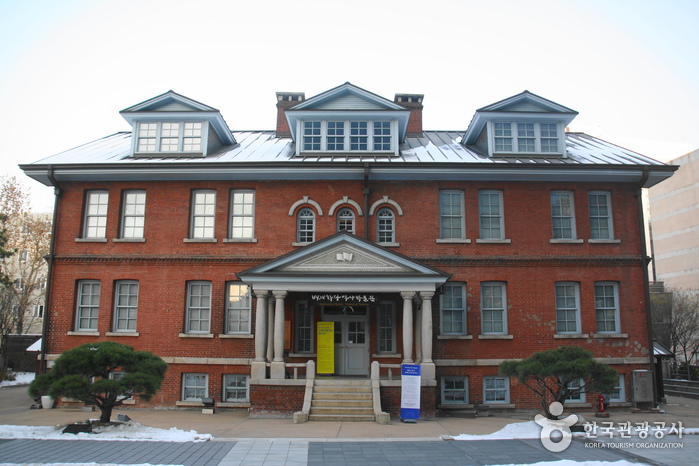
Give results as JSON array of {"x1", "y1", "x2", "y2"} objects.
[
  {"x1": 462, "y1": 90, "x2": 578, "y2": 158},
  {"x1": 284, "y1": 82, "x2": 411, "y2": 157},
  {"x1": 120, "y1": 90, "x2": 235, "y2": 157}
]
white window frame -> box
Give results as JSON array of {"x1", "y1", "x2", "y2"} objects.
[
  {"x1": 120, "y1": 190, "x2": 146, "y2": 239},
  {"x1": 483, "y1": 376, "x2": 509, "y2": 404},
  {"x1": 295, "y1": 301, "x2": 313, "y2": 353},
  {"x1": 441, "y1": 283, "x2": 467, "y2": 335},
  {"x1": 566, "y1": 378, "x2": 586, "y2": 402},
  {"x1": 595, "y1": 281, "x2": 620, "y2": 333},
  {"x1": 76, "y1": 280, "x2": 100, "y2": 331},
  {"x1": 83, "y1": 190, "x2": 109, "y2": 238},
  {"x1": 229, "y1": 190, "x2": 255, "y2": 240},
  {"x1": 336, "y1": 207, "x2": 355, "y2": 234},
  {"x1": 489, "y1": 121, "x2": 563, "y2": 155},
  {"x1": 226, "y1": 282, "x2": 251, "y2": 334},
  {"x1": 555, "y1": 282, "x2": 581, "y2": 334},
  {"x1": 439, "y1": 190, "x2": 465, "y2": 240},
  {"x1": 478, "y1": 190, "x2": 504, "y2": 240},
  {"x1": 182, "y1": 373, "x2": 208, "y2": 401},
  {"x1": 376, "y1": 207, "x2": 395, "y2": 243},
  {"x1": 190, "y1": 190, "x2": 216, "y2": 239},
  {"x1": 299, "y1": 120, "x2": 396, "y2": 154},
  {"x1": 297, "y1": 208, "x2": 316, "y2": 243},
  {"x1": 377, "y1": 301, "x2": 396, "y2": 354},
  {"x1": 551, "y1": 191, "x2": 577, "y2": 240},
  {"x1": 223, "y1": 374, "x2": 249, "y2": 402},
  {"x1": 604, "y1": 374, "x2": 625, "y2": 402},
  {"x1": 481, "y1": 282, "x2": 507, "y2": 334},
  {"x1": 442, "y1": 376, "x2": 469, "y2": 404},
  {"x1": 588, "y1": 191, "x2": 614, "y2": 240},
  {"x1": 114, "y1": 280, "x2": 138, "y2": 332},
  {"x1": 186, "y1": 281, "x2": 212, "y2": 334},
  {"x1": 135, "y1": 121, "x2": 206, "y2": 154}
]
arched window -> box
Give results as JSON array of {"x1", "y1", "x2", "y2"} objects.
[
  {"x1": 377, "y1": 207, "x2": 395, "y2": 243},
  {"x1": 336, "y1": 207, "x2": 355, "y2": 234},
  {"x1": 297, "y1": 208, "x2": 315, "y2": 243}
]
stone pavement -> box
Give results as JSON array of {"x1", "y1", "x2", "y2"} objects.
[{"x1": 1, "y1": 385, "x2": 697, "y2": 465}]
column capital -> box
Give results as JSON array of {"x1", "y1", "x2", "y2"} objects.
[
  {"x1": 272, "y1": 290, "x2": 288, "y2": 299},
  {"x1": 419, "y1": 291, "x2": 434, "y2": 300},
  {"x1": 400, "y1": 291, "x2": 416, "y2": 300},
  {"x1": 253, "y1": 289, "x2": 269, "y2": 298}
]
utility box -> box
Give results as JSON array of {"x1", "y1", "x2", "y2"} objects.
[{"x1": 632, "y1": 370, "x2": 654, "y2": 403}]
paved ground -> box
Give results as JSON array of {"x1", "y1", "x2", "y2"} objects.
[{"x1": 1, "y1": 384, "x2": 697, "y2": 465}]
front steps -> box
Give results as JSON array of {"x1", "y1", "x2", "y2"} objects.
[{"x1": 308, "y1": 379, "x2": 375, "y2": 422}]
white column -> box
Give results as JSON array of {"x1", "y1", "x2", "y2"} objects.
[
  {"x1": 273, "y1": 291, "x2": 287, "y2": 362},
  {"x1": 253, "y1": 290, "x2": 269, "y2": 362},
  {"x1": 401, "y1": 291, "x2": 415, "y2": 363},
  {"x1": 415, "y1": 306, "x2": 422, "y2": 363},
  {"x1": 420, "y1": 291, "x2": 435, "y2": 380},
  {"x1": 266, "y1": 298, "x2": 275, "y2": 362}
]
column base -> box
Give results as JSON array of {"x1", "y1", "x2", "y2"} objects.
[
  {"x1": 270, "y1": 361, "x2": 286, "y2": 379},
  {"x1": 251, "y1": 361, "x2": 267, "y2": 380},
  {"x1": 420, "y1": 362, "x2": 436, "y2": 382}
]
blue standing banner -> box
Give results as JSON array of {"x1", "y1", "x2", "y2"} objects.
[{"x1": 400, "y1": 364, "x2": 421, "y2": 421}]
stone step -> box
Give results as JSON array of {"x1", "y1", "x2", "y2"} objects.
[
  {"x1": 310, "y1": 406, "x2": 374, "y2": 416},
  {"x1": 308, "y1": 413, "x2": 375, "y2": 422},
  {"x1": 312, "y1": 392, "x2": 372, "y2": 401},
  {"x1": 313, "y1": 385, "x2": 372, "y2": 394},
  {"x1": 314, "y1": 379, "x2": 371, "y2": 387},
  {"x1": 312, "y1": 399, "x2": 372, "y2": 408}
]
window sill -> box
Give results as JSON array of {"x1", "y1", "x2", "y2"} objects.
[
  {"x1": 121, "y1": 399, "x2": 136, "y2": 405},
  {"x1": 554, "y1": 334, "x2": 589, "y2": 339},
  {"x1": 372, "y1": 353, "x2": 402, "y2": 358},
  {"x1": 217, "y1": 402, "x2": 251, "y2": 408},
  {"x1": 436, "y1": 238, "x2": 471, "y2": 244},
  {"x1": 549, "y1": 239, "x2": 584, "y2": 244},
  {"x1": 106, "y1": 332, "x2": 140, "y2": 337},
  {"x1": 176, "y1": 401, "x2": 206, "y2": 407},
  {"x1": 378, "y1": 242, "x2": 400, "y2": 247},
  {"x1": 183, "y1": 238, "x2": 218, "y2": 243},
  {"x1": 289, "y1": 353, "x2": 316, "y2": 357},
  {"x1": 482, "y1": 402, "x2": 515, "y2": 408},
  {"x1": 438, "y1": 403, "x2": 475, "y2": 409},
  {"x1": 438, "y1": 335, "x2": 473, "y2": 340},
  {"x1": 179, "y1": 333, "x2": 214, "y2": 338},
  {"x1": 565, "y1": 402, "x2": 592, "y2": 408},
  {"x1": 113, "y1": 238, "x2": 146, "y2": 243},
  {"x1": 592, "y1": 333, "x2": 628, "y2": 339},
  {"x1": 291, "y1": 242, "x2": 312, "y2": 247},
  {"x1": 476, "y1": 239, "x2": 511, "y2": 244},
  {"x1": 75, "y1": 238, "x2": 108, "y2": 243},
  {"x1": 67, "y1": 331, "x2": 100, "y2": 336},
  {"x1": 588, "y1": 239, "x2": 621, "y2": 244},
  {"x1": 218, "y1": 334, "x2": 254, "y2": 339},
  {"x1": 478, "y1": 334, "x2": 513, "y2": 340},
  {"x1": 223, "y1": 238, "x2": 258, "y2": 243}
]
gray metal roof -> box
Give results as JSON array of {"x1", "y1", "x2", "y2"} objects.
[{"x1": 21, "y1": 130, "x2": 675, "y2": 187}]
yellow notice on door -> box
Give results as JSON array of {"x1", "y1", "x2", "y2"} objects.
[{"x1": 317, "y1": 322, "x2": 335, "y2": 374}]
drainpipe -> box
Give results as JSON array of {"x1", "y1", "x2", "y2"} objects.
[
  {"x1": 636, "y1": 167, "x2": 658, "y2": 405},
  {"x1": 39, "y1": 166, "x2": 61, "y2": 374},
  {"x1": 363, "y1": 163, "x2": 370, "y2": 240}
]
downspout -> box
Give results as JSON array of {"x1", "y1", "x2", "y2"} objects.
[
  {"x1": 363, "y1": 163, "x2": 370, "y2": 240},
  {"x1": 636, "y1": 167, "x2": 657, "y2": 405},
  {"x1": 39, "y1": 166, "x2": 61, "y2": 374}
]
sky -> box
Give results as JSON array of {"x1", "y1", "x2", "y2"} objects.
[{"x1": 1, "y1": 0, "x2": 698, "y2": 212}]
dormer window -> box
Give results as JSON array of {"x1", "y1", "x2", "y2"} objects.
[
  {"x1": 300, "y1": 120, "x2": 394, "y2": 153},
  {"x1": 491, "y1": 122, "x2": 561, "y2": 154},
  {"x1": 136, "y1": 122, "x2": 204, "y2": 154}
]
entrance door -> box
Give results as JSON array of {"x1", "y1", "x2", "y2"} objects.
[{"x1": 323, "y1": 307, "x2": 369, "y2": 376}]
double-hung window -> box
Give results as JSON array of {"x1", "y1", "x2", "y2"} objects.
[
  {"x1": 295, "y1": 301, "x2": 313, "y2": 353},
  {"x1": 494, "y1": 123, "x2": 513, "y2": 152},
  {"x1": 350, "y1": 121, "x2": 368, "y2": 150},
  {"x1": 604, "y1": 375, "x2": 625, "y2": 402},
  {"x1": 76, "y1": 280, "x2": 100, "y2": 331},
  {"x1": 137, "y1": 122, "x2": 203, "y2": 153},
  {"x1": 303, "y1": 121, "x2": 321, "y2": 150},
  {"x1": 377, "y1": 208, "x2": 395, "y2": 243},
  {"x1": 478, "y1": 190, "x2": 504, "y2": 240},
  {"x1": 588, "y1": 191, "x2": 613, "y2": 240},
  {"x1": 439, "y1": 190, "x2": 465, "y2": 239},
  {"x1": 230, "y1": 190, "x2": 255, "y2": 240},
  {"x1": 226, "y1": 283, "x2": 251, "y2": 334},
  {"x1": 441, "y1": 283, "x2": 466, "y2": 334},
  {"x1": 483, "y1": 376, "x2": 509, "y2": 403},
  {"x1": 442, "y1": 376, "x2": 469, "y2": 404},
  {"x1": 565, "y1": 378, "x2": 586, "y2": 402},
  {"x1": 327, "y1": 121, "x2": 345, "y2": 150},
  {"x1": 491, "y1": 122, "x2": 561, "y2": 154},
  {"x1": 182, "y1": 373, "x2": 208, "y2": 401},
  {"x1": 121, "y1": 190, "x2": 146, "y2": 239},
  {"x1": 373, "y1": 121, "x2": 391, "y2": 150},
  {"x1": 299, "y1": 120, "x2": 393, "y2": 153},
  {"x1": 223, "y1": 374, "x2": 249, "y2": 402},
  {"x1": 114, "y1": 280, "x2": 138, "y2": 332},
  {"x1": 555, "y1": 282, "x2": 580, "y2": 334},
  {"x1": 378, "y1": 301, "x2": 395, "y2": 353},
  {"x1": 336, "y1": 207, "x2": 355, "y2": 234},
  {"x1": 186, "y1": 281, "x2": 211, "y2": 333},
  {"x1": 297, "y1": 208, "x2": 315, "y2": 243},
  {"x1": 551, "y1": 191, "x2": 576, "y2": 240},
  {"x1": 481, "y1": 282, "x2": 506, "y2": 334},
  {"x1": 595, "y1": 282, "x2": 620, "y2": 333},
  {"x1": 84, "y1": 190, "x2": 109, "y2": 238},
  {"x1": 191, "y1": 190, "x2": 216, "y2": 239}
]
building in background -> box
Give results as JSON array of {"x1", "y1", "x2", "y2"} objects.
[{"x1": 20, "y1": 83, "x2": 676, "y2": 420}]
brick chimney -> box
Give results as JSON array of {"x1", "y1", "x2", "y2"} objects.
[
  {"x1": 394, "y1": 93, "x2": 424, "y2": 137},
  {"x1": 276, "y1": 92, "x2": 305, "y2": 137}
]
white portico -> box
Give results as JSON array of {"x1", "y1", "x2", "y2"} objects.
[{"x1": 237, "y1": 232, "x2": 450, "y2": 383}]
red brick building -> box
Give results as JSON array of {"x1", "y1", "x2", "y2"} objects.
[{"x1": 21, "y1": 83, "x2": 676, "y2": 421}]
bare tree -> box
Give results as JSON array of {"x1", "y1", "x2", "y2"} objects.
[{"x1": 670, "y1": 289, "x2": 699, "y2": 379}]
